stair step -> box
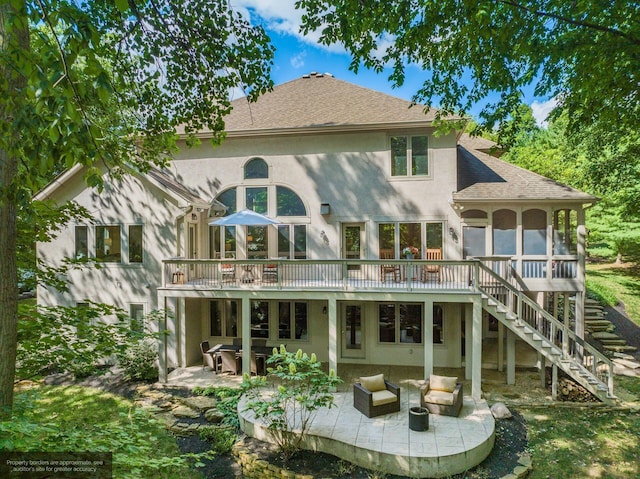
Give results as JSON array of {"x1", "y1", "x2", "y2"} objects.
[
  {"x1": 599, "y1": 339, "x2": 629, "y2": 346},
  {"x1": 604, "y1": 344, "x2": 638, "y2": 352}
]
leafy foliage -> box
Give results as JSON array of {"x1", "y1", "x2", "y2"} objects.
[
  {"x1": 0, "y1": 386, "x2": 211, "y2": 479},
  {"x1": 243, "y1": 345, "x2": 341, "y2": 458},
  {"x1": 116, "y1": 337, "x2": 158, "y2": 382},
  {"x1": 192, "y1": 385, "x2": 245, "y2": 428},
  {"x1": 296, "y1": 0, "x2": 640, "y2": 135},
  {"x1": 16, "y1": 302, "x2": 159, "y2": 382},
  {"x1": 198, "y1": 425, "x2": 237, "y2": 454}
]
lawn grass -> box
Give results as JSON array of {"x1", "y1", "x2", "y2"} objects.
[
  {"x1": 522, "y1": 405, "x2": 640, "y2": 479},
  {"x1": 586, "y1": 262, "x2": 640, "y2": 326},
  {"x1": 1, "y1": 386, "x2": 205, "y2": 479}
]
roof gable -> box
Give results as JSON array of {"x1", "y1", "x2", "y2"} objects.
[{"x1": 222, "y1": 73, "x2": 443, "y2": 134}]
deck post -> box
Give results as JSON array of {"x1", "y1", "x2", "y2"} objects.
[
  {"x1": 472, "y1": 296, "x2": 482, "y2": 400},
  {"x1": 241, "y1": 295, "x2": 251, "y2": 377},
  {"x1": 157, "y1": 293, "x2": 170, "y2": 383},
  {"x1": 506, "y1": 329, "x2": 515, "y2": 385},
  {"x1": 424, "y1": 299, "x2": 434, "y2": 380},
  {"x1": 497, "y1": 322, "x2": 504, "y2": 372},
  {"x1": 465, "y1": 303, "x2": 472, "y2": 380},
  {"x1": 551, "y1": 364, "x2": 558, "y2": 400},
  {"x1": 328, "y1": 298, "x2": 338, "y2": 378},
  {"x1": 178, "y1": 297, "x2": 186, "y2": 368}
]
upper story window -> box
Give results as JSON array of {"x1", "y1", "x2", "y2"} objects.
[
  {"x1": 75, "y1": 226, "x2": 88, "y2": 259},
  {"x1": 391, "y1": 135, "x2": 429, "y2": 177},
  {"x1": 244, "y1": 157, "x2": 268, "y2": 179},
  {"x1": 553, "y1": 209, "x2": 577, "y2": 255},
  {"x1": 129, "y1": 225, "x2": 143, "y2": 263},
  {"x1": 96, "y1": 225, "x2": 121, "y2": 262}
]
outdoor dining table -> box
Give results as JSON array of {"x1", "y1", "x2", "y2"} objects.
[{"x1": 206, "y1": 343, "x2": 274, "y2": 375}]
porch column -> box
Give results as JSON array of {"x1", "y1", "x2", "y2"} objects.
[
  {"x1": 464, "y1": 303, "x2": 473, "y2": 380},
  {"x1": 506, "y1": 329, "x2": 515, "y2": 385},
  {"x1": 472, "y1": 296, "x2": 483, "y2": 400},
  {"x1": 497, "y1": 322, "x2": 504, "y2": 372},
  {"x1": 157, "y1": 293, "x2": 173, "y2": 383},
  {"x1": 241, "y1": 295, "x2": 251, "y2": 377},
  {"x1": 328, "y1": 298, "x2": 338, "y2": 376},
  {"x1": 575, "y1": 208, "x2": 587, "y2": 341},
  {"x1": 178, "y1": 297, "x2": 186, "y2": 368},
  {"x1": 423, "y1": 299, "x2": 434, "y2": 379}
]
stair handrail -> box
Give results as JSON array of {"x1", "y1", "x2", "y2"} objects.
[{"x1": 476, "y1": 261, "x2": 614, "y2": 396}]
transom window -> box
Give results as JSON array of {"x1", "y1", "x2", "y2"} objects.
[
  {"x1": 391, "y1": 135, "x2": 429, "y2": 177},
  {"x1": 244, "y1": 157, "x2": 268, "y2": 179}
]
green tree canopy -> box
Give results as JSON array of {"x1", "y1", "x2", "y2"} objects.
[
  {"x1": 297, "y1": 0, "x2": 640, "y2": 134},
  {"x1": 1, "y1": 0, "x2": 274, "y2": 418}
]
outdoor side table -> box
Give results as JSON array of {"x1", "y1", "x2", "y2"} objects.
[{"x1": 409, "y1": 406, "x2": 429, "y2": 431}]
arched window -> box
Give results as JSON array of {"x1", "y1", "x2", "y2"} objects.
[
  {"x1": 277, "y1": 186, "x2": 306, "y2": 216},
  {"x1": 244, "y1": 157, "x2": 268, "y2": 179},
  {"x1": 215, "y1": 188, "x2": 237, "y2": 215},
  {"x1": 461, "y1": 209, "x2": 488, "y2": 219},
  {"x1": 493, "y1": 209, "x2": 516, "y2": 255},
  {"x1": 523, "y1": 209, "x2": 547, "y2": 255}
]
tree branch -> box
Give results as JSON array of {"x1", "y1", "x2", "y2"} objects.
[{"x1": 498, "y1": 0, "x2": 640, "y2": 45}]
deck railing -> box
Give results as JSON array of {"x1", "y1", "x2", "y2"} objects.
[{"x1": 162, "y1": 258, "x2": 476, "y2": 291}]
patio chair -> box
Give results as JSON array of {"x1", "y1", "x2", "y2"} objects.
[
  {"x1": 420, "y1": 374, "x2": 463, "y2": 417},
  {"x1": 262, "y1": 262, "x2": 279, "y2": 283},
  {"x1": 353, "y1": 373, "x2": 401, "y2": 418},
  {"x1": 219, "y1": 349, "x2": 241, "y2": 375},
  {"x1": 421, "y1": 248, "x2": 442, "y2": 283},
  {"x1": 200, "y1": 341, "x2": 220, "y2": 373},
  {"x1": 221, "y1": 263, "x2": 236, "y2": 282},
  {"x1": 379, "y1": 250, "x2": 400, "y2": 283}
]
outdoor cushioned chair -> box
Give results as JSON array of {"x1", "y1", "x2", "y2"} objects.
[
  {"x1": 420, "y1": 374, "x2": 463, "y2": 417},
  {"x1": 354, "y1": 373, "x2": 401, "y2": 418},
  {"x1": 219, "y1": 349, "x2": 241, "y2": 375}
]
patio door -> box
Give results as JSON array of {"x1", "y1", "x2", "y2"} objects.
[
  {"x1": 341, "y1": 303, "x2": 365, "y2": 359},
  {"x1": 342, "y1": 223, "x2": 364, "y2": 271}
]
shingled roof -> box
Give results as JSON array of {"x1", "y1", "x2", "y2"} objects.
[
  {"x1": 223, "y1": 72, "x2": 447, "y2": 134},
  {"x1": 455, "y1": 135, "x2": 596, "y2": 203}
]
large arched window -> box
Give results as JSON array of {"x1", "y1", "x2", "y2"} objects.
[
  {"x1": 277, "y1": 186, "x2": 306, "y2": 216},
  {"x1": 216, "y1": 188, "x2": 237, "y2": 215},
  {"x1": 493, "y1": 209, "x2": 516, "y2": 255},
  {"x1": 244, "y1": 157, "x2": 268, "y2": 179},
  {"x1": 523, "y1": 209, "x2": 547, "y2": 255}
]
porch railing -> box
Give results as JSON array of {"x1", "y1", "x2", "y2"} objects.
[
  {"x1": 162, "y1": 258, "x2": 475, "y2": 291},
  {"x1": 477, "y1": 262, "x2": 614, "y2": 395}
]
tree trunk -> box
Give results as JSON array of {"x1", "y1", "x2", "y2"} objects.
[{"x1": 0, "y1": 0, "x2": 29, "y2": 420}]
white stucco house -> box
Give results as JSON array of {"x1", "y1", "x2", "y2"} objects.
[{"x1": 35, "y1": 73, "x2": 614, "y2": 402}]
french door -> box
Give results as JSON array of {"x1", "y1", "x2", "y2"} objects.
[{"x1": 341, "y1": 303, "x2": 365, "y2": 358}]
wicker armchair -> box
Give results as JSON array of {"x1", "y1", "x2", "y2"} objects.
[
  {"x1": 353, "y1": 374, "x2": 401, "y2": 418},
  {"x1": 420, "y1": 375, "x2": 463, "y2": 417}
]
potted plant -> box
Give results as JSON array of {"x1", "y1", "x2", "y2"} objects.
[{"x1": 402, "y1": 246, "x2": 419, "y2": 259}]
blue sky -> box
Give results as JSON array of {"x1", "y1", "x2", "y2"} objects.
[{"x1": 233, "y1": 0, "x2": 556, "y2": 125}]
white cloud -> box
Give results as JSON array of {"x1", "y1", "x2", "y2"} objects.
[
  {"x1": 231, "y1": 0, "x2": 346, "y2": 53},
  {"x1": 290, "y1": 52, "x2": 306, "y2": 69},
  {"x1": 531, "y1": 97, "x2": 558, "y2": 127}
]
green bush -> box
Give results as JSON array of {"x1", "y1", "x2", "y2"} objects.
[
  {"x1": 192, "y1": 386, "x2": 243, "y2": 427},
  {"x1": 117, "y1": 338, "x2": 158, "y2": 382},
  {"x1": 198, "y1": 425, "x2": 237, "y2": 454},
  {"x1": 243, "y1": 346, "x2": 342, "y2": 458}
]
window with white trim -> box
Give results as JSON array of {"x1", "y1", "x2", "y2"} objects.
[{"x1": 390, "y1": 135, "x2": 429, "y2": 177}]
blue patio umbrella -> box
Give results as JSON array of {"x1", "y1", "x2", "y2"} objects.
[{"x1": 208, "y1": 209, "x2": 280, "y2": 226}]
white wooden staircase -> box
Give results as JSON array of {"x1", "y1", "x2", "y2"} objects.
[{"x1": 477, "y1": 262, "x2": 616, "y2": 404}]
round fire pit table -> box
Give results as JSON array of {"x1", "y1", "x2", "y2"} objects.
[{"x1": 409, "y1": 406, "x2": 429, "y2": 431}]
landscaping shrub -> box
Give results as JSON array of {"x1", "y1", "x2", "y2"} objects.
[
  {"x1": 117, "y1": 338, "x2": 158, "y2": 382},
  {"x1": 198, "y1": 425, "x2": 237, "y2": 454}
]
